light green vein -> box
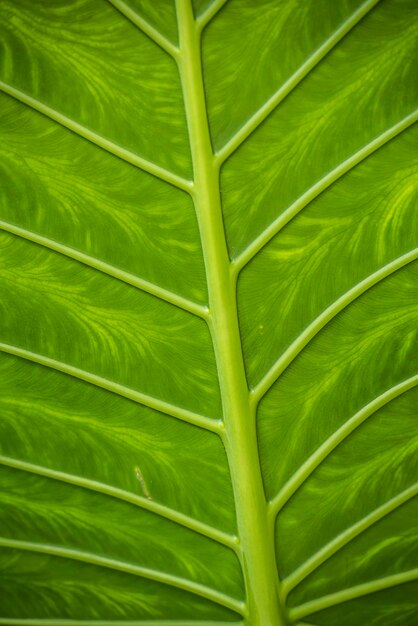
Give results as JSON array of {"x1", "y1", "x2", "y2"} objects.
[
  {"x1": 197, "y1": 0, "x2": 228, "y2": 31},
  {"x1": 252, "y1": 250, "x2": 418, "y2": 404},
  {"x1": 0, "y1": 456, "x2": 238, "y2": 551},
  {"x1": 216, "y1": 0, "x2": 381, "y2": 165},
  {"x1": 270, "y1": 375, "x2": 418, "y2": 517},
  {"x1": 0, "y1": 220, "x2": 208, "y2": 320},
  {"x1": 0, "y1": 343, "x2": 222, "y2": 434},
  {"x1": 0, "y1": 81, "x2": 192, "y2": 193},
  {"x1": 282, "y1": 482, "x2": 418, "y2": 596},
  {"x1": 289, "y1": 569, "x2": 418, "y2": 622},
  {"x1": 0, "y1": 617, "x2": 244, "y2": 626},
  {"x1": 0, "y1": 537, "x2": 245, "y2": 616},
  {"x1": 175, "y1": 1, "x2": 284, "y2": 623},
  {"x1": 105, "y1": 0, "x2": 179, "y2": 58},
  {"x1": 233, "y1": 112, "x2": 418, "y2": 273}
]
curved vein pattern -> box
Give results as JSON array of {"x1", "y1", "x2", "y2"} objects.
[
  {"x1": 0, "y1": 0, "x2": 190, "y2": 176},
  {"x1": 105, "y1": 0, "x2": 179, "y2": 58},
  {"x1": 0, "y1": 82, "x2": 191, "y2": 192},
  {"x1": 217, "y1": 1, "x2": 417, "y2": 256},
  {"x1": 270, "y1": 375, "x2": 418, "y2": 516},
  {"x1": 107, "y1": 0, "x2": 181, "y2": 46},
  {"x1": 0, "y1": 90, "x2": 206, "y2": 304},
  {"x1": 0, "y1": 342, "x2": 221, "y2": 431},
  {"x1": 197, "y1": 0, "x2": 229, "y2": 30},
  {"x1": 202, "y1": 0, "x2": 418, "y2": 624},
  {"x1": 216, "y1": 0, "x2": 381, "y2": 165},
  {"x1": 1, "y1": 0, "x2": 417, "y2": 625},
  {"x1": 282, "y1": 481, "x2": 418, "y2": 595},
  {"x1": 0, "y1": 0, "x2": 244, "y2": 621},
  {"x1": 289, "y1": 570, "x2": 418, "y2": 623},
  {"x1": 234, "y1": 111, "x2": 417, "y2": 272},
  {"x1": 252, "y1": 250, "x2": 418, "y2": 402},
  {"x1": 0, "y1": 220, "x2": 207, "y2": 319},
  {"x1": 0, "y1": 233, "x2": 222, "y2": 418},
  {"x1": 240, "y1": 123, "x2": 418, "y2": 387},
  {"x1": 0, "y1": 537, "x2": 244, "y2": 615},
  {"x1": 0, "y1": 543, "x2": 242, "y2": 621},
  {"x1": 0, "y1": 455, "x2": 237, "y2": 550}
]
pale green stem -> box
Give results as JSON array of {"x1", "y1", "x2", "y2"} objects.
[{"x1": 175, "y1": 1, "x2": 287, "y2": 624}]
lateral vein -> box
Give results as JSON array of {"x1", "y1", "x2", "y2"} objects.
[
  {"x1": 0, "y1": 537, "x2": 245, "y2": 616},
  {"x1": 197, "y1": 0, "x2": 229, "y2": 31},
  {"x1": 0, "y1": 343, "x2": 221, "y2": 434},
  {"x1": 105, "y1": 0, "x2": 179, "y2": 58},
  {"x1": 253, "y1": 250, "x2": 418, "y2": 404},
  {"x1": 289, "y1": 569, "x2": 418, "y2": 621},
  {"x1": 0, "y1": 81, "x2": 192, "y2": 193},
  {"x1": 270, "y1": 375, "x2": 418, "y2": 516},
  {"x1": 234, "y1": 112, "x2": 418, "y2": 272},
  {"x1": 0, "y1": 220, "x2": 208, "y2": 320},
  {"x1": 282, "y1": 482, "x2": 418, "y2": 595},
  {"x1": 216, "y1": 0, "x2": 382, "y2": 165},
  {"x1": 0, "y1": 456, "x2": 238, "y2": 551}
]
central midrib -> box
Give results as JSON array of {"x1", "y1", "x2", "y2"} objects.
[{"x1": 175, "y1": 1, "x2": 286, "y2": 624}]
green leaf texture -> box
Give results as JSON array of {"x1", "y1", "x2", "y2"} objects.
[{"x1": 0, "y1": 1, "x2": 417, "y2": 624}]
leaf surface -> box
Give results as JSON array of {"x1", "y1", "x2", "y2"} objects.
[{"x1": 0, "y1": 0, "x2": 417, "y2": 624}]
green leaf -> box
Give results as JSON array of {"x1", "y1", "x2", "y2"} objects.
[{"x1": 0, "y1": 0, "x2": 417, "y2": 624}]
